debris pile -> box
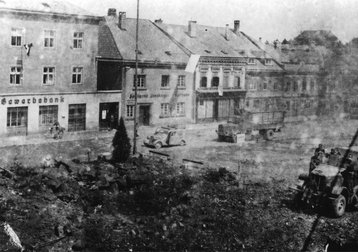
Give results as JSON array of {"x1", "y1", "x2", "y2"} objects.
[{"x1": 0, "y1": 154, "x2": 357, "y2": 251}]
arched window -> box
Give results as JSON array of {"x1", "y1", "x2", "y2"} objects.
[
  {"x1": 200, "y1": 76, "x2": 207, "y2": 88},
  {"x1": 211, "y1": 76, "x2": 219, "y2": 87}
]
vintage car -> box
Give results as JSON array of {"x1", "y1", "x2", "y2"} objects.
[{"x1": 144, "y1": 127, "x2": 186, "y2": 149}]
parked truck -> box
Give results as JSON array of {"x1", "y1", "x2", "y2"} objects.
[{"x1": 216, "y1": 110, "x2": 285, "y2": 142}]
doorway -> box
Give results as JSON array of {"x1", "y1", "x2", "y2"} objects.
[
  {"x1": 99, "y1": 102, "x2": 119, "y2": 130},
  {"x1": 139, "y1": 105, "x2": 150, "y2": 126}
]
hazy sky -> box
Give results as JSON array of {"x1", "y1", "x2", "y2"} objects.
[{"x1": 72, "y1": 0, "x2": 358, "y2": 43}]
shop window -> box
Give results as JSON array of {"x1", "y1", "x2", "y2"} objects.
[
  {"x1": 211, "y1": 76, "x2": 219, "y2": 87},
  {"x1": 7, "y1": 107, "x2": 27, "y2": 127},
  {"x1": 177, "y1": 75, "x2": 186, "y2": 88},
  {"x1": 68, "y1": 104, "x2": 86, "y2": 132},
  {"x1": 10, "y1": 66, "x2": 22, "y2": 85},
  {"x1": 133, "y1": 75, "x2": 146, "y2": 88},
  {"x1": 43, "y1": 67, "x2": 55, "y2": 85},
  {"x1": 72, "y1": 67, "x2": 83, "y2": 84},
  {"x1": 160, "y1": 103, "x2": 170, "y2": 117},
  {"x1": 73, "y1": 32, "x2": 83, "y2": 49},
  {"x1": 200, "y1": 76, "x2": 207, "y2": 88},
  {"x1": 44, "y1": 30, "x2": 55, "y2": 48},
  {"x1": 39, "y1": 105, "x2": 58, "y2": 126},
  {"x1": 126, "y1": 105, "x2": 134, "y2": 118},
  {"x1": 11, "y1": 28, "x2": 23, "y2": 46},
  {"x1": 176, "y1": 102, "x2": 185, "y2": 116},
  {"x1": 161, "y1": 75, "x2": 170, "y2": 88}
]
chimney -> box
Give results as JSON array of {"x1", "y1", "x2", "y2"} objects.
[
  {"x1": 188, "y1": 20, "x2": 197, "y2": 38},
  {"x1": 225, "y1": 24, "x2": 229, "y2": 40},
  {"x1": 118, "y1": 12, "x2": 126, "y2": 30},
  {"x1": 154, "y1": 18, "x2": 163, "y2": 24},
  {"x1": 107, "y1": 8, "x2": 116, "y2": 17},
  {"x1": 234, "y1": 20, "x2": 240, "y2": 34}
]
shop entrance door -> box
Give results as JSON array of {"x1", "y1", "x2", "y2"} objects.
[
  {"x1": 99, "y1": 102, "x2": 119, "y2": 130},
  {"x1": 139, "y1": 105, "x2": 150, "y2": 126}
]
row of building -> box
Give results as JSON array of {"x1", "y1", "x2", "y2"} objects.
[{"x1": 0, "y1": 0, "x2": 324, "y2": 136}]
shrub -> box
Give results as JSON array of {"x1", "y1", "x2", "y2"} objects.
[{"x1": 112, "y1": 117, "x2": 131, "y2": 163}]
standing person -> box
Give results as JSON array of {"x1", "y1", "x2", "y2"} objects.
[
  {"x1": 314, "y1": 144, "x2": 325, "y2": 155},
  {"x1": 110, "y1": 114, "x2": 115, "y2": 130}
]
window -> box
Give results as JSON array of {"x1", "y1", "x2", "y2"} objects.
[
  {"x1": 200, "y1": 76, "x2": 207, "y2": 88},
  {"x1": 10, "y1": 66, "x2": 22, "y2": 85},
  {"x1": 161, "y1": 75, "x2": 170, "y2": 88},
  {"x1": 43, "y1": 67, "x2": 55, "y2": 85},
  {"x1": 126, "y1": 105, "x2": 134, "y2": 118},
  {"x1": 264, "y1": 59, "x2": 272, "y2": 65},
  {"x1": 311, "y1": 80, "x2": 315, "y2": 91},
  {"x1": 176, "y1": 102, "x2": 185, "y2": 116},
  {"x1": 7, "y1": 107, "x2": 27, "y2": 127},
  {"x1": 246, "y1": 100, "x2": 250, "y2": 108},
  {"x1": 302, "y1": 79, "x2": 307, "y2": 91},
  {"x1": 72, "y1": 67, "x2": 83, "y2": 84},
  {"x1": 160, "y1": 103, "x2": 170, "y2": 117},
  {"x1": 68, "y1": 104, "x2": 86, "y2": 131},
  {"x1": 44, "y1": 30, "x2": 55, "y2": 47},
  {"x1": 133, "y1": 75, "x2": 146, "y2": 88},
  {"x1": 234, "y1": 76, "x2": 241, "y2": 88},
  {"x1": 39, "y1": 105, "x2": 58, "y2": 126},
  {"x1": 177, "y1": 75, "x2": 186, "y2": 88},
  {"x1": 73, "y1": 32, "x2": 83, "y2": 49},
  {"x1": 286, "y1": 101, "x2": 290, "y2": 111},
  {"x1": 253, "y1": 99, "x2": 260, "y2": 109},
  {"x1": 249, "y1": 81, "x2": 256, "y2": 90},
  {"x1": 248, "y1": 58, "x2": 255, "y2": 64},
  {"x1": 263, "y1": 82, "x2": 268, "y2": 90},
  {"x1": 293, "y1": 81, "x2": 298, "y2": 92},
  {"x1": 211, "y1": 76, "x2": 219, "y2": 87},
  {"x1": 285, "y1": 82, "x2": 291, "y2": 92},
  {"x1": 11, "y1": 28, "x2": 23, "y2": 46}
]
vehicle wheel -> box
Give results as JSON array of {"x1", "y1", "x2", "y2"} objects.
[
  {"x1": 331, "y1": 195, "x2": 346, "y2": 217},
  {"x1": 180, "y1": 140, "x2": 186, "y2": 146},
  {"x1": 265, "y1": 129, "x2": 274, "y2": 141},
  {"x1": 154, "y1": 142, "x2": 162, "y2": 149}
]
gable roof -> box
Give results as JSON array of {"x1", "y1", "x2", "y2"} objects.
[
  {"x1": 155, "y1": 21, "x2": 284, "y2": 72},
  {"x1": 101, "y1": 16, "x2": 189, "y2": 64},
  {"x1": 0, "y1": 0, "x2": 96, "y2": 17}
]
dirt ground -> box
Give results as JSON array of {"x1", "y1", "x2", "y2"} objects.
[{"x1": 0, "y1": 118, "x2": 358, "y2": 251}]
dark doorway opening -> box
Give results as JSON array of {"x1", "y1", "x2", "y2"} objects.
[
  {"x1": 99, "y1": 102, "x2": 119, "y2": 130},
  {"x1": 139, "y1": 105, "x2": 150, "y2": 126}
]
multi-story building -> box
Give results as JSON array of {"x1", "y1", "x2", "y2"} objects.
[
  {"x1": 98, "y1": 10, "x2": 193, "y2": 127},
  {"x1": 155, "y1": 20, "x2": 285, "y2": 122},
  {"x1": 0, "y1": 0, "x2": 122, "y2": 136}
]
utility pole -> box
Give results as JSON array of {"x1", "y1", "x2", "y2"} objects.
[{"x1": 133, "y1": 0, "x2": 139, "y2": 154}]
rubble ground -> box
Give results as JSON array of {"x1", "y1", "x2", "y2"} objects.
[{"x1": 0, "y1": 118, "x2": 358, "y2": 251}]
